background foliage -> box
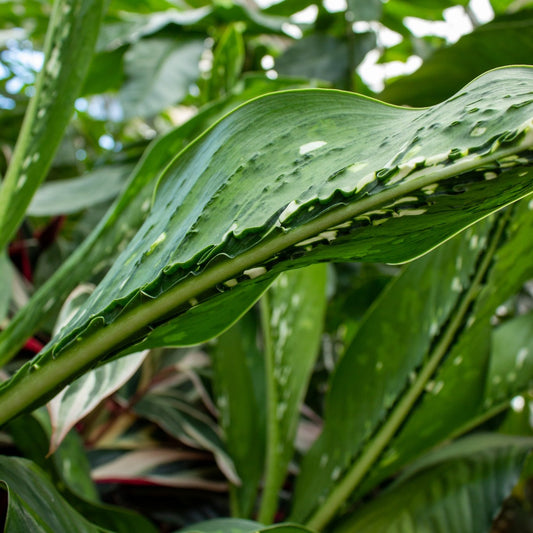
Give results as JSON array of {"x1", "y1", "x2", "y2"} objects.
[{"x1": 0, "y1": 0, "x2": 532, "y2": 532}]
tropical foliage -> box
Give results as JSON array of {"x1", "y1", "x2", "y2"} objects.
[{"x1": 0, "y1": 0, "x2": 532, "y2": 531}]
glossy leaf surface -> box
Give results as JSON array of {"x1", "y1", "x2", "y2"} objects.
[
  {"x1": 333, "y1": 434, "x2": 533, "y2": 533},
  {"x1": 0, "y1": 67, "x2": 532, "y2": 425}
]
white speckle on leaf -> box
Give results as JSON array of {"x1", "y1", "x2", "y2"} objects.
[
  {"x1": 429, "y1": 321, "x2": 439, "y2": 336},
  {"x1": 320, "y1": 454, "x2": 328, "y2": 467},
  {"x1": 276, "y1": 402, "x2": 287, "y2": 420},
  {"x1": 394, "y1": 208, "x2": 427, "y2": 217},
  {"x1": 471, "y1": 126, "x2": 487, "y2": 137},
  {"x1": 224, "y1": 278, "x2": 238, "y2": 288},
  {"x1": 347, "y1": 161, "x2": 368, "y2": 173},
  {"x1": 470, "y1": 234, "x2": 479, "y2": 249},
  {"x1": 451, "y1": 277, "x2": 462, "y2": 292},
  {"x1": 278, "y1": 200, "x2": 300, "y2": 224},
  {"x1": 37, "y1": 108, "x2": 46, "y2": 119},
  {"x1": 511, "y1": 396, "x2": 525, "y2": 412},
  {"x1": 516, "y1": 347, "x2": 529, "y2": 369},
  {"x1": 453, "y1": 355, "x2": 463, "y2": 366},
  {"x1": 189, "y1": 298, "x2": 198, "y2": 307},
  {"x1": 484, "y1": 171, "x2": 498, "y2": 180},
  {"x1": 299, "y1": 140, "x2": 327, "y2": 155},
  {"x1": 17, "y1": 175, "x2": 27, "y2": 189},
  {"x1": 331, "y1": 467, "x2": 342, "y2": 481},
  {"x1": 375, "y1": 361, "x2": 383, "y2": 371},
  {"x1": 141, "y1": 199, "x2": 150, "y2": 212},
  {"x1": 291, "y1": 294, "x2": 301, "y2": 306},
  {"x1": 355, "y1": 172, "x2": 376, "y2": 192},
  {"x1": 44, "y1": 297, "x2": 55, "y2": 311},
  {"x1": 456, "y1": 256, "x2": 462, "y2": 270},
  {"x1": 243, "y1": 266, "x2": 266, "y2": 279},
  {"x1": 432, "y1": 381, "x2": 444, "y2": 394}
]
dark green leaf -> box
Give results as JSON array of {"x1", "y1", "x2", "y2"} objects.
[
  {"x1": 0, "y1": 456, "x2": 102, "y2": 533},
  {"x1": 291, "y1": 219, "x2": 493, "y2": 522},
  {"x1": 332, "y1": 434, "x2": 533, "y2": 533},
  {"x1": 212, "y1": 311, "x2": 266, "y2": 518},
  {"x1": 380, "y1": 11, "x2": 533, "y2": 106},
  {"x1": 1, "y1": 67, "x2": 532, "y2": 425},
  {"x1": 0, "y1": 0, "x2": 105, "y2": 250},
  {"x1": 119, "y1": 37, "x2": 204, "y2": 119}
]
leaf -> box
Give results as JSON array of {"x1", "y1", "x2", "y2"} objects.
[
  {"x1": 27, "y1": 164, "x2": 135, "y2": 216},
  {"x1": 178, "y1": 518, "x2": 316, "y2": 533},
  {"x1": 290, "y1": 218, "x2": 494, "y2": 523},
  {"x1": 48, "y1": 350, "x2": 147, "y2": 452},
  {"x1": 201, "y1": 23, "x2": 245, "y2": 103},
  {"x1": 119, "y1": 37, "x2": 204, "y2": 119},
  {"x1": 487, "y1": 310, "x2": 533, "y2": 403},
  {"x1": 380, "y1": 10, "x2": 533, "y2": 106},
  {"x1": 0, "y1": 456, "x2": 102, "y2": 533},
  {"x1": 354, "y1": 198, "x2": 533, "y2": 498},
  {"x1": 211, "y1": 311, "x2": 266, "y2": 518},
  {"x1": 0, "y1": 73, "x2": 308, "y2": 366},
  {"x1": 332, "y1": 434, "x2": 533, "y2": 533},
  {"x1": 134, "y1": 390, "x2": 240, "y2": 484},
  {"x1": 91, "y1": 448, "x2": 227, "y2": 492},
  {"x1": 275, "y1": 33, "x2": 376, "y2": 84},
  {"x1": 0, "y1": 252, "x2": 12, "y2": 325},
  {"x1": 7, "y1": 409, "x2": 159, "y2": 533},
  {"x1": 177, "y1": 518, "x2": 264, "y2": 533},
  {"x1": 1, "y1": 67, "x2": 532, "y2": 425},
  {"x1": 258, "y1": 265, "x2": 328, "y2": 523},
  {"x1": 0, "y1": 0, "x2": 105, "y2": 250}
]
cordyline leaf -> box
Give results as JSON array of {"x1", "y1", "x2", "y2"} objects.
[
  {"x1": 0, "y1": 67, "x2": 532, "y2": 425},
  {"x1": 332, "y1": 434, "x2": 533, "y2": 533},
  {"x1": 0, "y1": 0, "x2": 105, "y2": 250}
]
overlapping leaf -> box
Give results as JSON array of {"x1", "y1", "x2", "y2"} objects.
[
  {"x1": 332, "y1": 434, "x2": 533, "y2": 533},
  {"x1": 0, "y1": 67, "x2": 532, "y2": 425},
  {"x1": 0, "y1": 0, "x2": 105, "y2": 250}
]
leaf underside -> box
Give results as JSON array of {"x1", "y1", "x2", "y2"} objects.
[{"x1": 0, "y1": 67, "x2": 532, "y2": 419}]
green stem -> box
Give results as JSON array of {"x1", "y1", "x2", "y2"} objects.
[
  {"x1": 0, "y1": 150, "x2": 522, "y2": 424},
  {"x1": 305, "y1": 212, "x2": 509, "y2": 531},
  {"x1": 257, "y1": 293, "x2": 280, "y2": 524}
]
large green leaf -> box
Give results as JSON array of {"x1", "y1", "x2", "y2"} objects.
[
  {"x1": 258, "y1": 265, "x2": 328, "y2": 523},
  {"x1": 0, "y1": 67, "x2": 532, "y2": 425},
  {"x1": 212, "y1": 311, "x2": 266, "y2": 518},
  {"x1": 27, "y1": 164, "x2": 135, "y2": 216},
  {"x1": 290, "y1": 217, "x2": 494, "y2": 524},
  {"x1": 118, "y1": 37, "x2": 204, "y2": 119},
  {"x1": 0, "y1": 0, "x2": 105, "y2": 250},
  {"x1": 0, "y1": 75, "x2": 312, "y2": 366},
  {"x1": 380, "y1": 10, "x2": 533, "y2": 106},
  {"x1": 353, "y1": 198, "x2": 533, "y2": 499},
  {"x1": 332, "y1": 434, "x2": 533, "y2": 533},
  {"x1": 0, "y1": 456, "x2": 103, "y2": 533}
]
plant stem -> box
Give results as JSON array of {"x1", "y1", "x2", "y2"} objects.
[
  {"x1": 305, "y1": 212, "x2": 509, "y2": 531},
  {"x1": 0, "y1": 149, "x2": 522, "y2": 425},
  {"x1": 257, "y1": 293, "x2": 280, "y2": 524}
]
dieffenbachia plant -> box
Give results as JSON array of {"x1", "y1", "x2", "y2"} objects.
[{"x1": 0, "y1": 66, "x2": 532, "y2": 430}]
